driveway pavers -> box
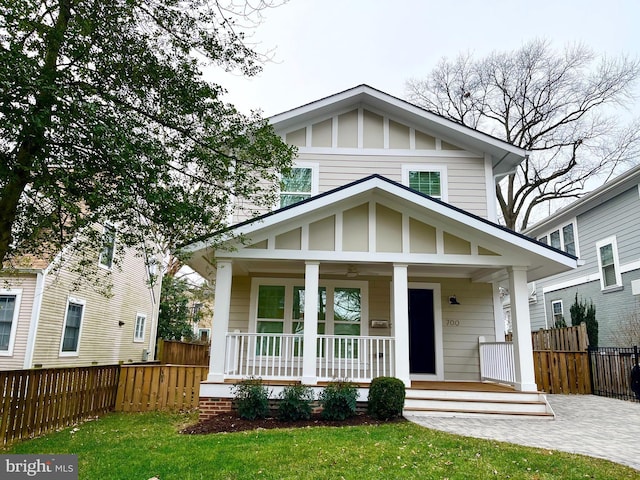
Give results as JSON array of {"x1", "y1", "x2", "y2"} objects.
[{"x1": 405, "y1": 394, "x2": 640, "y2": 471}]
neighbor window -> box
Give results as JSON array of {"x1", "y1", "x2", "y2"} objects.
[
  {"x1": 596, "y1": 237, "x2": 622, "y2": 290},
  {"x1": 98, "y1": 224, "x2": 116, "y2": 269},
  {"x1": 551, "y1": 300, "x2": 564, "y2": 327},
  {"x1": 402, "y1": 165, "x2": 447, "y2": 201},
  {"x1": 61, "y1": 298, "x2": 85, "y2": 355},
  {"x1": 134, "y1": 313, "x2": 146, "y2": 342},
  {"x1": 279, "y1": 163, "x2": 318, "y2": 208},
  {"x1": 537, "y1": 222, "x2": 577, "y2": 256},
  {"x1": 0, "y1": 290, "x2": 21, "y2": 356}
]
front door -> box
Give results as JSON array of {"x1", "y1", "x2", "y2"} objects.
[{"x1": 408, "y1": 288, "x2": 436, "y2": 374}]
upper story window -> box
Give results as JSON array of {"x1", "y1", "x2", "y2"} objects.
[
  {"x1": 279, "y1": 163, "x2": 319, "y2": 208},
  {"x1": 0, "y1": 289, "x2": 21, "y2": 356},
  {"x1": 60, "y1": 297, "x2": 85, "y2": 355},
  {"x1": 596, "y1": 236, "x2": 622, "y2": 290},
  {"x1": 537, "y1": 222, "x2": 577, "y2": 256},
  {"x1": 551, "y1": 300, "x2": 564, "y2": 327},
  {"x1": 402, "y1": 165, "x2": 448, "y2": 202},
  {"x1": 98, "y1": 224, "x2": 116, "y2": 269}
]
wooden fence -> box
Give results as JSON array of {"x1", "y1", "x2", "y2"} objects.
[
  {"x1": 115, "y1": 364, "x2": 209, "y2": 412},
  {"x1": 589, "y1": 346, "x2": 639, "y2": 403},
  {"x1": 1, "y1": 365, "x2": 120, "y2": 447},
  {"x1": 532, "y1": 351, "x2": 591, "y2": 394},
  {"x1": 506, "y1": 322, "x2": 589, "y2": 351},
  {"x1": 157, "y1": 339, "x2": 210, "y2": 366}
]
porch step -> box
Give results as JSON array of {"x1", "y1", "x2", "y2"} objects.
[{"x1": 403, "y1": 389, "x2": 554, "y2": 419}]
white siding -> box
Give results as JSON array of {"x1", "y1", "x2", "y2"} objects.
[{"x1": 0, "y1": 274, "x2": 37, "y2": 370}]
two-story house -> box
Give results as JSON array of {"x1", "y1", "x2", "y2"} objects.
[
  {"x1": 525, "y1": 164, "x2": 640, "y2": 347},
  {"x1": 183, "y1": 85, "x2": 578, "y2": 418},
  {"x1": 0, "y1": 224, "x2": 162, "y2": 370}
]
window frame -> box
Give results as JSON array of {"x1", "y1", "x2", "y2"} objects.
[
  {"x1": 134, "y1": 313, "x2": 147, "y2": 343},
  {"x1": 59, "y1": 297, "x2": 86, "y2": 356},
  {"x1": 278, "y1": 162, "x2": 319, "y2": 209},
  {"x1": 536, "y1": 221, "x2": 578, "y2": 256},
  {"x1": 551, "y1": 300, "x2": 564, "y2": 327},
  {"x1": 401, "y1": 164, "x2": 448, "y2": 202},
  {"x1": 98, "y1": 223, "x2": 117, "y2": 270},
  {"x1": 596, "y1": 236, "x2": 622, "y2": 290},
  {"x1": 0, "y1": 289, "x2": 22, "y2": 357}
]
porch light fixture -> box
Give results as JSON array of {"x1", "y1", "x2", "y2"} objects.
[{"x1": 449, "y1": 295, "x2": 460, "y2": 305}]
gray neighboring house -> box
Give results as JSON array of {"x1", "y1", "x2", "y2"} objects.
[{"x1": 524, "y1": 164, "x2": 640, "y2": 346}]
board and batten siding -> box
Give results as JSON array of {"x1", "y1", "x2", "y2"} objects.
[
  {"x1": 31, "y1": 245, "x2": 160, "y2": 368},
  {"x1": 0, "y1": 274, "x2": 38, "y2": 370}
]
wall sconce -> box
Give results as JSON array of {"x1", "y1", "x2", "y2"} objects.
[
  {"x1": 449, "y1": 295, "x2": 461, "y2": 305},
  {"x1": 118, "y1": 320, "x2": 125, "y2": 327}
]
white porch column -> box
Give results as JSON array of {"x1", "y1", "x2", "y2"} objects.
[
  {"x1": 393, "y1": 264, "x2": 411, "y2": 387},
  {"x1": 207, "y1": 260, "x2": 233, "y2": 382},
  {"x1": 508, "y1": 266, "x2": 537, "y2": 392},
  {"x1": 302, "y1": 261, "x2": 320, "y2": 385}
]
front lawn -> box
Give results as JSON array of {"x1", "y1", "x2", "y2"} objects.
[{"x1": 4, "y1": 411, "x2": 636, "y2": 479}]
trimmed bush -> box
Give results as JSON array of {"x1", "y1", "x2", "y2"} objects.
[
  {"x1": 367, "y1": 376, "x2": 406, "y2": 420},
  {"x1": 319, "y1": 380, "x2": 358, "y2": 420},
  {"x1": 277, "y1": 385, "x2": 315, "y2": 421},
  {"x1": 231, "y1": 377, "x2": 270, "y2": 420}
]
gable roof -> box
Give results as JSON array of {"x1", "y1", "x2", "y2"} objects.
[
  {"x1": 269, "y1": 84, "x2": 528, "y2": 179},
  {"x1": 525, "y1": 164, "x2": 640, "y2": 235},
  {"x1": 183, "y1": 175, "x2": 577, "y2": 282}
]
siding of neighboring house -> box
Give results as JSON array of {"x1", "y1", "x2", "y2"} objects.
[
  {"x1": 529, "y1": 184, "x2": 640, "y2": 346},
  {"x1": 31, "y1": 245, "x2": 160, "y2": 368},
  {"x1": 0, "y1": 274, "x2": 38, "y2": 370}
]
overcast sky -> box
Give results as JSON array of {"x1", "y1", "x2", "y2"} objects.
[{"x1": 208, "y1": 0, "x2": 640, "y2": 117}]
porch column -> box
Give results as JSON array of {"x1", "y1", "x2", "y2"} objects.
[
  {"x1": 207, "y1": 259, "x2": 233, "y2": 382},
  {"x1": 302, "y1": 261, "x2": 320, "y2": 385},
  {"x1": 508, "y1": 266, "x2": 537, "y2": 392},
  {"x1": 393, "y1": 264, "x2": 411, "y2": 387}
]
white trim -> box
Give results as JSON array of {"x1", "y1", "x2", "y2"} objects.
[
  {"x1": 23, "y1": 272, "x2": 46, "y2": 368},
  {"x1": 485, "y1": 154, "x2": 498, "y2": 223},
  {"x1": 59, "y1": 296, "x2": 86, "y2": 356},
  {"x1": 295, "y1": 146, "x2": 480, "y2": 157},
  {"x1": 277, "y1": 161, "x2": 319, "y2": 209},
  {"x1": 596, "y1": 236, "x2": 622, "y2": 290},
  {"x1": 0, "y1": 288, "x2": 23, "y2": 357},
  {"x1": 401, "y1": 164, "x2": 448, "y2": 202},
  {"x1": 534, "y1": 219, "x2": 579, "y2": 257},
  {"x1": 134, "y1": 312, "x2": 147, "y2": 343},
  {"x1": 407, "y1": 282, "x2": 444, "y2": 381}
]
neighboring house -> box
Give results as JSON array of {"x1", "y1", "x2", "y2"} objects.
[
  {"x1": 183, "y1": 85, "x2": 578, "y2": 417},
  {"x1": 525, "y1": 164, "x2": 640, "y2": 346},
  {"x1": 0, "y1": 224, "x2": 162, "y2": 370}
]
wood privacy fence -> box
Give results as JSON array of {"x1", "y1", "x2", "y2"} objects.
[
  {"x1": 115, "y1": 365, "x2": 209, "y2": 412},
  {"x1": 589, "y1": 346, "x2": 639, "y2": 403},
  {"x1": 505, "y1": 322, "x2": 589, "y2": 351},
  {"x1": 1, "y1": 364, "x2": 209, "y2": 447},
  {"x1": 1, "y1": 365, "x2": 120, "y2": 447},
  {"x1": 157, "y1": 339, "x2": 210, "y2": 366}
]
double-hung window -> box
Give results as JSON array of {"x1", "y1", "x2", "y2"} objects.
[
  {"x1": 596, "y1": 237, "x2": 622, "y2": 290},
  {"x1": 551, "y1": 300, "x2": 564, "y2": 327},
  {"x1": 537, "y1": 222, "x2": 577, "y2": 256},
  {"x1": 134, "y1": 313, "x2": 146, "y2": 342},
  {"x1": 279, "y1": 163, "x2": 318, "y2": 208},
  {"x1": 99, "y1": 224, "x2": 116, "y2": 269},
  {"x1": 0, "y1": 290, "x2": 21, "y2": 356},
  {"x1": 402, "y1": 165, "x2": 447, "y2": 201},
  {"x1": 61, "y1": 297, "x2": 85, "y2": 355}
]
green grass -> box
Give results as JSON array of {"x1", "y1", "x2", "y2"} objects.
[{"x1": 4, "y1": 411, "x2": 637, "y2": 479}]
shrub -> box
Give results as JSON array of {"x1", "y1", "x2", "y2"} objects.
[
  {"x1": 367, "y1": 377, "x2": 406, "y2": 420},
  {"x1": 277, "y1": 385, "x2": 315, "y2": 421},
  {"x1": 319, "y1": 380, "x2": 358, "y2": 420},
  {"x1": 231, "y1": 377, "x2": 270, "y2": 420},
  {"x1": 570, "y1": 292, "x2": 598, "y2": 347}
]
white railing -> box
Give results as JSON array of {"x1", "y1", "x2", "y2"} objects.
[
  {"x1": 224, "y1": 333, "x2": 395, "y2": 382},
  {"x1": 478, "y1": 336, "x2": 516, "y2": 385}
]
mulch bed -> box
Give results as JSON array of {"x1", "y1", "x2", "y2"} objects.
[{"x1": 181, "y1": 413, "x2": 406, "y2": 434}]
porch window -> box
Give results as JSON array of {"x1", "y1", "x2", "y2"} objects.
[
  {"x1": 596, "y1": 237, "x2": 622, "y2": 290},
  {"x1": 256, "y1": 285, "x2": 285, "y2": 355},
  {"x1": 279, "y1": 163, "x2": 318, "y2": 208},
  {"x1": 333, "y1": 287, "x2": 361, "y2": 358},
  {"x1": 402, "y1": 165, "x2": 448, "y2": 201},
  {"x1": 292, "y1": 286, "x2": 326, "y2": 356}
]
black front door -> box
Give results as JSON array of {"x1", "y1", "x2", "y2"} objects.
[{"x1": 408, "y1": 288, "x2": 436, "y2": 374}]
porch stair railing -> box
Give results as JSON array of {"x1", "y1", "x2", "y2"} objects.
[
  {"x1": 223, "y1": 333, "x2": 394, "y2": 382},
  {"x1": 478, "y1": 336, "x2": 516, "y2": 386}
]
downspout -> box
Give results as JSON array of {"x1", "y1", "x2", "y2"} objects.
[{"x1": 23, "y1": 270, "x2": 46, "y2": 369}]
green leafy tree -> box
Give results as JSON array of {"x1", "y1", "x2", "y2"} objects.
[
  {"x1": 570, "y1": 292, "x2": 598, "y2": 347},
  {"x1": 406, "y1": 40, "x2": 640, "y2": 230},
  {"x1": 0, "y1": 0, "x2": 295, "y2": 273},
  {"x1": 157, "y1": 276, "x2": 194, "y2": 341}
]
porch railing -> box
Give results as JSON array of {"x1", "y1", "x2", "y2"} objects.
[
  {"x1": 478, "y1": 336, "x2": 515, "y2": 385},
  {"x1": 224, "y1": 333, "x2": 395, "y2": 382}
]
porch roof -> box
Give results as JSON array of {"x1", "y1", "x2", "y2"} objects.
[{"x1": 183, "y1": 175, "x2": 578, "y2": 283}]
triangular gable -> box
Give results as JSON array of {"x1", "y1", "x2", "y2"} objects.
[{"x1": 269, "y1": 85, "x2": 527, "y2": 178}]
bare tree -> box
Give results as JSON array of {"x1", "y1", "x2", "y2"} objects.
[{"x1": 406, "y1": 40, "x2": 640, "y2": 231}]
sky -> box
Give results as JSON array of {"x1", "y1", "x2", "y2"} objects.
[{"x1": 209, "y1": 0, "x2": 640, "y2": 117}]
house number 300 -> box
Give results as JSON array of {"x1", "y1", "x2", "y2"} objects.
[{"x1": 446, "y1": 320, "x2": 460, "y2": 327}]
